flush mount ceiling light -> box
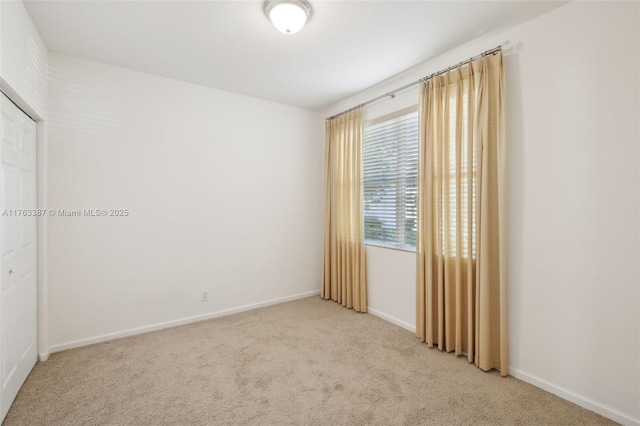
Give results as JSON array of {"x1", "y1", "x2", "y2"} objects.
[{"x1": 264, "y1": 0, "x2": 312, "y2": 34}]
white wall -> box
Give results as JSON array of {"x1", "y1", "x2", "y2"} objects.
[
  {"x1": 0, "y1": 0, "x2": 47, "y2": 119},
  {"x1": 46, "y1": 53, "x2": 324, "y2": 351},
  {"x1": 0, "y1": 0, "x2": 50, "y2": 360},
  {"x1": 325, "y1": 2, "x2": 640, "y2": 425},
  {"x1": 365, "y1": 245, "x2": 415, "y2": 331}
]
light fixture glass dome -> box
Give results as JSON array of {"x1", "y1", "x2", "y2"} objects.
[{"x1": 264, "y1": 0, "x2": 312, "y2": 34}]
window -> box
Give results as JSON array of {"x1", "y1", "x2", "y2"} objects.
[{"x1": 363, "y1": 109, "x2": 419, "y2": 250}]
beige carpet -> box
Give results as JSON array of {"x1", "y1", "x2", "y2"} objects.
[{"x1": 4, "y1": 297, "x2": 614, "y2": 425}]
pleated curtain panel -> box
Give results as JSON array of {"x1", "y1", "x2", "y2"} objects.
[
  {"x1": 416, "y1": 52, "x2": 507, "y2": 374},
  {"x1": 322, "y1": 108, "x2": 367, "y2": 312}
]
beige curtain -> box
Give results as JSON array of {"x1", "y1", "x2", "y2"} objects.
[
  {"x1": 322, "y1": 108, "x2": 367, "y2": 312},
  {"x1": 416, "y1": 52, "x2": 507, "y2": 374}
]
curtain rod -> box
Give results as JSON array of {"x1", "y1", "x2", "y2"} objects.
[{"x1": 325, "y1": 43, "x2": 504, "y2": 121}]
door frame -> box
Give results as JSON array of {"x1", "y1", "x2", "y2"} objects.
[{"x1": 0, "y1": 79, "x2": 49, "y2": 363}]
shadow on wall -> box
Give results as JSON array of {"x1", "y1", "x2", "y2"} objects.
[
  {"x1": 24, "y1": 31, "x2": 47, "y2": 113},
  {"x1": 47, "y1": 62, "x2": 121, "y2": 140},
  {"x1": 503, "y1": 42, "x2": 525, "y2": 364}
]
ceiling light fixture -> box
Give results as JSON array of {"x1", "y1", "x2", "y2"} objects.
[{"x1": 264, "y1": 0, "x2": 312, "y2": 35}]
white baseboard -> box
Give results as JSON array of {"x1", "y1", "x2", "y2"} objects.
[
  {"x1": 368, "y1": 307, "x2": 416, "y2": 333},
  {"x1": 48, "y1": 290, "x2": 321, "y2": 354},
  {"x1": 509, "y1": 368, "x2": 639, "y2": 426},
  {"x1": 38, "y1": 351, "x2": 50, "y2": 362}
]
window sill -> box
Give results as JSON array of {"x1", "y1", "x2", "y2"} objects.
[{"x1": 364, "y1": 242, "x2": 416, "y2": 254}]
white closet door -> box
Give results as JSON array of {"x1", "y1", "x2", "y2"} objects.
[{"x1": 0, "y1": 93, "x2": 37, "y2": 423}]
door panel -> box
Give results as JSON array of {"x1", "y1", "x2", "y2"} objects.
[
  {"x1": 2, "y1": 168, "x2": 18, "y2": 258},
  {"x1": 1, "y1": 284, "x2": 18, "y2": 387},
  {"x1": 0, "y1": 93, "x2": 37, "y2": 423}
]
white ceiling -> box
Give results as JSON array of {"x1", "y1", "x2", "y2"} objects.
[{"x1": 24, "y1": 1, "x2": 566, "y2": 111}]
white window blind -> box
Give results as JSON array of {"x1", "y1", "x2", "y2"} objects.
[
  {"x1": 363, "y1": 110, "x2": 419, "y2": 250},
  {"x1": 444, "y1": 91, "x2": 477, "y2": 259}
]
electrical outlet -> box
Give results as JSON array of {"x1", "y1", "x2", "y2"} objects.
[{"x1": 201, "y1": 290, "x2": 208, "y2": 302}]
